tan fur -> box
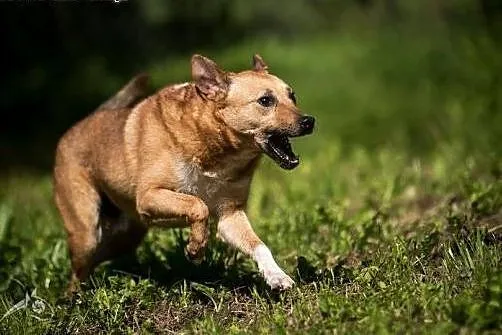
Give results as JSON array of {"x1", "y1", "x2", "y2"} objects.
[{"x1": 53, "y1": 54, "x2": 314, "y2": 292}]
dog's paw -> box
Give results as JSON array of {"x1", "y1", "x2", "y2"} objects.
[
  {"x1": 184, "y1": 245, "x2": 205, "y2": 265},
  {"x1": 263, "y1": 269, "x2": 295, "y2": 290}
]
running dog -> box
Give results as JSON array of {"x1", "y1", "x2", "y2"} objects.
[{"x1": 53, "y1": 54, "x2": 315, "y2": 292}]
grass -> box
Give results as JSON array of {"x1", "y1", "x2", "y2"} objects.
[{"x1": 1, "y1": 28, "x2": 502, "y2": 333}]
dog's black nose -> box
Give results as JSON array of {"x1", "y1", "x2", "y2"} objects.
[{"x1": 300, "y1": 115, "x2": 315, "y2": 134}]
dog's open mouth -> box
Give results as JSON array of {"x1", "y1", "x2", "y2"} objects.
[{"x1": 260, "y1": 133, "x2": 299, "y2": 170}]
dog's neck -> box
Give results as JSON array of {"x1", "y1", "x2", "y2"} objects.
[
  {"x1": 158, "y1": 83, "x2": 262, "y2": 175},
  {"x1": 191, "y1": 100, "x2": 262, "y2": 174}
]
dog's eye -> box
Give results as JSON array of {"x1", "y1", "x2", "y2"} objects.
[
  {"x1": 257, "y1": 95, "x2": 275, "y2": 107},
  {"x1": 288, "y1": 91, "x2": 297, "y2": 105}
]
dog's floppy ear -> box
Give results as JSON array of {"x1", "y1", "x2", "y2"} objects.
[
  {"x1": 192, "y1": 54, "x2": 228, "y2": 101},
  {"x1": 252, "y1": 54, "x2": 268, "y2": 72}
]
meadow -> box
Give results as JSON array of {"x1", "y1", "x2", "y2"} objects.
[{"x1": 1, "y1": 28, "x2": 502, "y2": 333}]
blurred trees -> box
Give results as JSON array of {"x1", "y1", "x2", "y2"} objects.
[{"x1": 0, "y1": 0, "x2": 500, "y2": 170}]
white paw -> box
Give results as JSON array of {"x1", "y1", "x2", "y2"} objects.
[
  {"x1": 263, "y1": 269, "x2": 295, "y2": 290},
  {"x1": 253, "y1": 244, "x2": 295, "y2": 290}
]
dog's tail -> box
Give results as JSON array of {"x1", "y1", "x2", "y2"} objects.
[{"x1": 97, "y1": 73, "x2": 150, "y2": 110}]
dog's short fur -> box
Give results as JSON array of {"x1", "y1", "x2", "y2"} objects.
[{"x1": 53, "y1": 54, "x2": 315, "y2": 292}]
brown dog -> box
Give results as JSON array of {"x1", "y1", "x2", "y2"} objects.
[{"x1": 53, "y1": 54, "x2": 315, "y2": 292}]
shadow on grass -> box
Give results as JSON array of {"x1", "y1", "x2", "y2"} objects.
[
  {"x1": 96, "y1": 232, "x2": 266, "y2": 296},
  {"x1": 94, "y1": 245, "x2": 359, "y2": 302}
]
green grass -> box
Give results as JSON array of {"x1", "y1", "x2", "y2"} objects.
[{"x1": 1, "y1": 29, "x2": 502, "y2": 334}]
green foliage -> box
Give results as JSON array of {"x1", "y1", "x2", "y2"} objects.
[{"x1": 1, "y1": 22, "x2": 502, "y2": 333}]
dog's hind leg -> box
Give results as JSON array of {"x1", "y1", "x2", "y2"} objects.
[
  {"x1": 93, "y1": 211, "x2": 147, "y2": 266},
  {"x1": 53, "y1": 164, "x2": 102, "y2": 294}
]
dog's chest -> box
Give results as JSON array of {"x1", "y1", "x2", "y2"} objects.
[{"x1": 177, "y1": 163, "x2": 234, "y2": 209}]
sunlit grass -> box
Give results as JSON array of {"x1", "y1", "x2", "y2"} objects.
[{"x1": 1, "y1": 29, "x2": 502, "y2": 333}]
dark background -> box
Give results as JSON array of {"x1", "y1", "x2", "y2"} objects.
[{"x1": 1, "y1": 0, "x2": 501, "y2": 171}]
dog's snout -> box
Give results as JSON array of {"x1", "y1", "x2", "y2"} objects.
[{"x1": 300, "y1": 115, "x2": 315, "y2": 134}]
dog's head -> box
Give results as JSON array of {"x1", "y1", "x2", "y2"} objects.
[{"x1": 192, "y1": 54, "x2": 315, "y2": 170}]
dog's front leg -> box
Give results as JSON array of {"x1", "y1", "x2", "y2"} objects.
[
  {"x1": 217, "y1": 209, "x2": 294, "y2": 290},
  {"x1": 137, "y1": 188, "x2": 209, "y2": 263}
]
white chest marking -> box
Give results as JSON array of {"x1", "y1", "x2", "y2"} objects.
[{"x1": 178, "y1": 163, "x2": 228, "y2": 207}]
